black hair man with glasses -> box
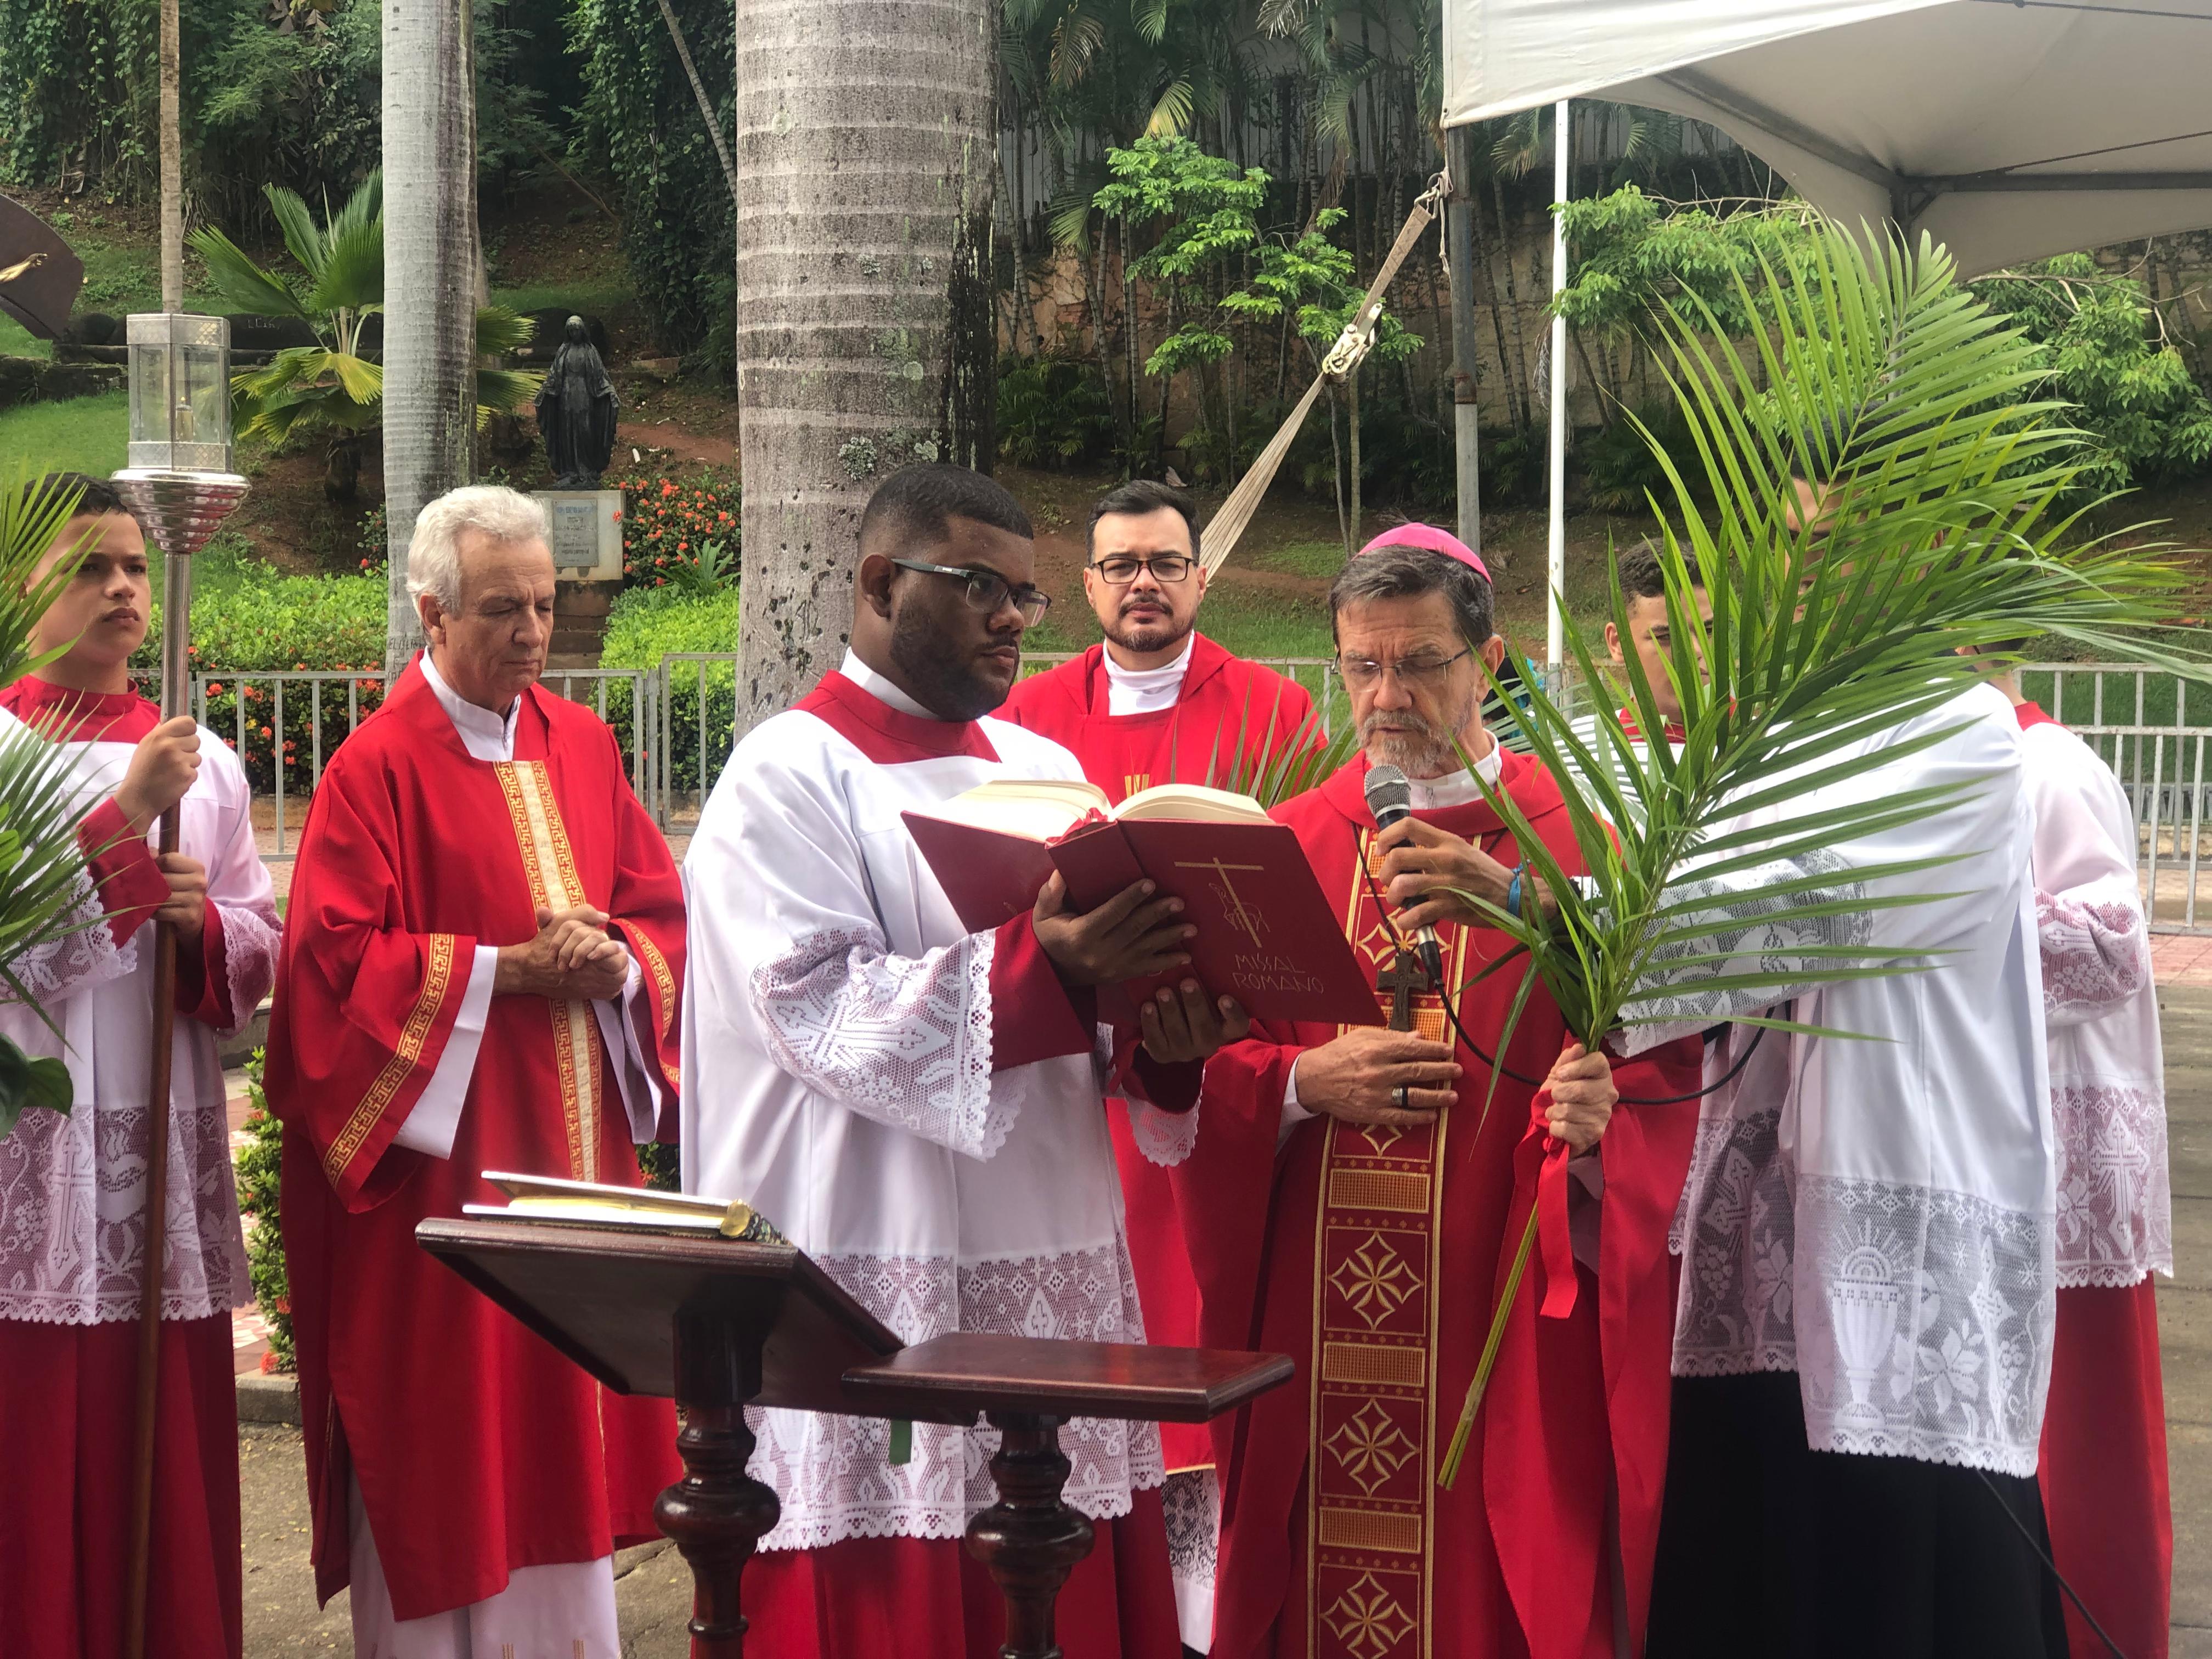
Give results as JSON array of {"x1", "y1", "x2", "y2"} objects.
[
  {"x1": 1149, "y1": 523, "x2": 1706, "y2": 1659},
  {"x1": 681, "y1": 463, "x2": 1252, "y2": 1659},
  {"x1": 1000, "y1": 479, "x2": 1314, "y2": 805}
]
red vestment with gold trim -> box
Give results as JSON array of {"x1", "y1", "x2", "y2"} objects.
[
  {"x1": 266, "y1": 661, "x2": 686, "y2": 1620},
  {"x1": 1173, "y1": 751, "x2": 1702, "y2": 1659}
]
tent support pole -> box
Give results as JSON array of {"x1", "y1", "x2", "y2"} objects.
[
  {"x1": 1547, "y1": 98, "x2": 1568, "y2": 670},
  {"x1": 1448, "y1": 126, "x2": 1482, "y2": 564}
]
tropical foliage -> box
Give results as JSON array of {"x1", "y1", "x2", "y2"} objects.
[
  {"x1": 189, "y1": 172, "x2": 541, "y2": 501},
  {"x1": 0, "y1": 472, "x2": 119, "y2": 1138},
  {"x1": 1431, "y1": 221, "x2": 2205, "y2": 1483}
]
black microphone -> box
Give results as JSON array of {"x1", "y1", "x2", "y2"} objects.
[{"x1": 1363, "y1": 763, "x2": 1447, "y2": 992}]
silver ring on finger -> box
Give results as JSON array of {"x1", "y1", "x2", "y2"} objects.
[{"x1": 1393, "y1": 1084, "x2": 1409, "y2": 1110}]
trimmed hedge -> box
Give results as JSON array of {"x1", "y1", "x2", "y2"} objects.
[{"x1": 600, "y1": 584, "x2": 739, "y2": 797}]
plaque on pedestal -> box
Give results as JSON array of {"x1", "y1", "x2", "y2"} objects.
[{"x1": 533, "y1": 489, "x2": 623, "y2": 582}]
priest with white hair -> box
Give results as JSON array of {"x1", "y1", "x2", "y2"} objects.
[{"x1": 268, "y1": 484, "x2": 690, "y2": 1656}]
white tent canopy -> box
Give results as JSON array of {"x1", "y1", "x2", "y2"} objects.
[{"x1": 1443, "y1": 0, "x2": 2212, "y2": 278}]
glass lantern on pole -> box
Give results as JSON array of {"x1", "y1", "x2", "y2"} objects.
[{"x1": 111, "y1": 313, "x2": 250, "y2": 721}]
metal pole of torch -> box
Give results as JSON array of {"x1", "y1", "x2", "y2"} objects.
[{"x1": 112, "y1": 314, "x2": 247, "y2": 1659}]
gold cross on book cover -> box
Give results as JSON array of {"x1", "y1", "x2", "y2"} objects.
[{"x1": 463, "y1": 1171, "x2": 786, "y2": 1242}]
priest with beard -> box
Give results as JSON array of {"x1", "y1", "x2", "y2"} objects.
[
  {"x1": 997, "y1": 487, "x2": 1317, "y2": 1646},
  {"x1": 682, "y1": 463, "x2": 1251, "y2": 1659},
  {"x1": 1168, "y1": 528, "x2": 1704, "y2": 1659}
]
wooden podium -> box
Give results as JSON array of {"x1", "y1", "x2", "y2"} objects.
[{"x1": 417, "y1": 1218, "x2": 1291, "y2": 1659}]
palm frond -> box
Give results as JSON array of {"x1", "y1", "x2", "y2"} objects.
[
  {"x1": 475, "y1": 368, "x2": 545, "y2": 427},
  {"x1": 264, "y1": 185, "x2": 330, "y2": 289},
  {"x1": 308, "y1": 215, "x2": 383, "y2": 315},
  {"x1": 473, "y1": 306, "x2": 538, "y2": 358},
  {"x1": 1434, "y1": 216, "x2": 2212, "y2": 1483},
  {"x1": 186, "y1": 225, "x2": 312, "y2": 324}
]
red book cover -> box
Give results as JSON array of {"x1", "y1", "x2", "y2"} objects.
[{"x1": 901, "y1": 809, "x2": 1380, "y2": 1026}]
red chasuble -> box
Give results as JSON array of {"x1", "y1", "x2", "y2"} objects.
[
  {"x1": 266, "y1": 659, "x2": 686, "y2": 1620},
  {"x1": 1000, "y1": 632, "x2": 1316, "y2": 1475},
  {"x1": 1172, "y1": 752, "x2": 1702, "y2": 1659}
]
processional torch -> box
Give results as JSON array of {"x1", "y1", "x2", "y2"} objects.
[{"x1": 111, "y1": 313, "x2": 248, "y2": 1659}]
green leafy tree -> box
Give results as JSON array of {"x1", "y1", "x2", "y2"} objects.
[
  {"x1": 1220, "y1": 206, "x2": 1422, "y2": 551},
  {"x1": 189, "y1": 171, "x2": 541, "y2": 503},
  {"x1": 1092, "y1": 136, "x2": 1267, "y2": 467},
  {"x1": 1973, "y1": 254, "x2": 2212, "y2": 496}
]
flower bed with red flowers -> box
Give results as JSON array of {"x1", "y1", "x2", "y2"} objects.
[{"x1": 605, "y1": 466, "x2": 741, "y2": 592}]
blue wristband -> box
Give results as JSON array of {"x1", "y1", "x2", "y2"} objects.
[{"x1": 1505, "y1": 863, "x2": 1526, "y2": 919}]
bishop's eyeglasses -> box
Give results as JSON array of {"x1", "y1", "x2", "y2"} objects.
[
  {"x1": 891, "y1": 559, "x2": 1052, "y2": 627},
  {"x1": 1090, "y1": 554, "x2": 1195, "y2": 585},
  {"x1": 1334, "y1": 646, "x2": 1473, "y2": 690}
]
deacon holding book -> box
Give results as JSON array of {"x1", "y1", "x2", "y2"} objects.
[
  {"x1": 0, "y1": 473, "x2": 280, "y2": 1658},
  {"x1": 1993, "y1": 667, "x2": 2171, "y2": 1658},
  {"x1": 1166, "y1": 528, "x2": 1705, "y2": 1659},
  {"x1": 998, "y1": 479, "x2": 1316, "y2": 1646},
  {"x1": 266, "y1": 486, "x2": 687, "y2": 1655},
  {"x1": 682, "y1": 463, "x2": 1249, "y2": 1659}
]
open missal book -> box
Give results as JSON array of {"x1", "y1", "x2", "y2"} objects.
[
  {"x1": 902, "y1": 778, "x2": 1380, "y2": 1026},
  {"x1": 463, "y1": 1172, "x2": 787, "y2": 1242}
]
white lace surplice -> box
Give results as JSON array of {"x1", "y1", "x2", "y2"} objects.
[
  {"x1": 2019, "y1": 717, "x2": 2170, "y2": 1286},
  {"x1": 1624, "y1": 684, "x2": 2056, "y2": 1476},
  {"x1": 0, "y1": 722, "x2": 281, "y2": 1324},
  {"x1": 680, "y1": 663, "x2": 1164, "y2": 1553}
]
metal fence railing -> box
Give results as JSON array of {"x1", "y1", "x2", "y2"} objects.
[
  {"x1": 198, "y1": 656, "x2": 2212, "y2": 933},
  {"x1": 196, "y1": 666, "x2": 654, "y2": 860}
]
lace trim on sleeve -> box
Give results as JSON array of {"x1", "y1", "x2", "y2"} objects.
[
  {"x1": 1122, "y1": 1094, "x2": 1201, "y2": 1167},
  {"x1": 2052, "y1": 1081, "x2": 2171, "y2": 1285},
  {"x1": 2037, "y1": 890, "x2": 2149, "y2": 1020},
  {"x1": 2, "y1": 877, "x2": 137, "y2": 1008},
  {"x1": 215, "y1": 899, "x2": 281, "y2": 1040},
  {"x1": 749, "y1": 923, "x2": 1012, "y2": 1160}
]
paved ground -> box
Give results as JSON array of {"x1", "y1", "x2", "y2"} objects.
[{"x1": 238, "y1": 984, "x2": 2212, "y2": 1657}]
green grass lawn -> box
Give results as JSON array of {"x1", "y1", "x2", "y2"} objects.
[{"x1": 0, "y1": 391, "x2": 128, "y2": 476}]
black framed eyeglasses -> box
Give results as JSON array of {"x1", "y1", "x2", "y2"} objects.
[
  {"x1": 1090, "y1": 554, "x2": 1195, "y2": 586},
  {"x1": 891, "y1": 559, "x2": 1052, "y2": 627}
]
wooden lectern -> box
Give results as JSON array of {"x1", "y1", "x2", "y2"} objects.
[{"x1": 417, "y1": 1218, "x2": 1291, "y2": 1659}]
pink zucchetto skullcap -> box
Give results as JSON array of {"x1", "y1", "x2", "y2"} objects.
[{"x1": 1356, "y1": 522, "x2": 1491, "y2": 583}]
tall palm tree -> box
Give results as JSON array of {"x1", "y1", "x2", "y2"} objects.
[
  {"x1": 381, "y1": 0, "x2": 480, "y2": 678},
  {"x1": 732, "y1": 0, "x2": 1001, "y2": 727}
]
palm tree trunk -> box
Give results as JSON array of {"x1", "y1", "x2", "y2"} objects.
[
  {"x1": 382, "y1": 0, "x2": 478, "y2": 678},
  {"x1": 733, "y1": 0, "x2": 997, "y2": 728},
  {"x1": 158, "y1": 0, "x2": 182, "y2": 310}
]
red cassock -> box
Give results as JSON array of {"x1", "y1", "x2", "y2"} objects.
[
  {"x1": 265, "y1": 660, "x2": 686, "y2": 1620},
  {"x1": 1169, "y1": 751, "x2": 1703, "y2": 1659},
  {"x1": 1000, "y1": 633, "x2": 1314, "y2": 1476},
  {"x1": 0, "y1": 679, "x2": 266, "y2": 1659}
]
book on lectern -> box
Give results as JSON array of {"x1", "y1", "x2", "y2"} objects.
[
  {"x1": 462, "y1": 1172, "x2": 786, "y2": 1240},
  {"x1": 902, "y1": 778, "x2": 1380, "y2": 1026}
]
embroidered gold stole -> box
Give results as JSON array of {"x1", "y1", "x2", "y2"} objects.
[
  {"x1": 1307, "y1": 837, "x2": 1470, "y2": 1659},
  {"x1": 495, "y1": 758, "x2": 607, "y2": 1182}
]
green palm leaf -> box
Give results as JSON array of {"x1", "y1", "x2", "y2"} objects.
[
  {"x1": 0, "y1": 468, "x2": 129, "y2": 1136},
  {"x1": 187, "y1": 225, "x2": 312, "y2": 325},
  {"x1": 1434, "y1": 218, "x2": 2210, "y2": 1486}
]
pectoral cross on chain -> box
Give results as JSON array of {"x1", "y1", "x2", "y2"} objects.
[{"x1": 1375, "y1": 948, "x2": 1431, "y2": 1033}]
